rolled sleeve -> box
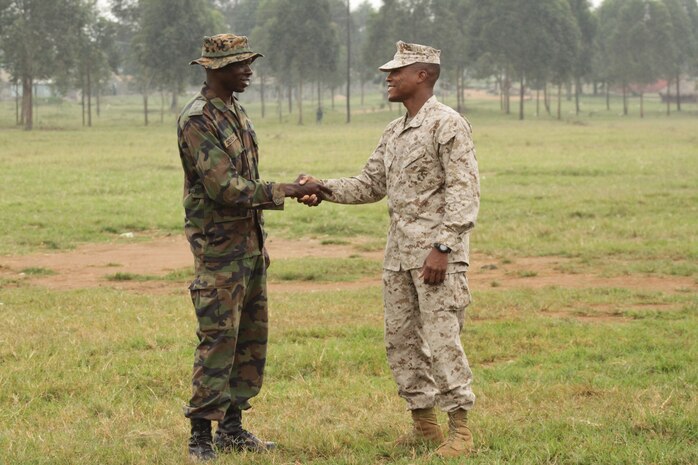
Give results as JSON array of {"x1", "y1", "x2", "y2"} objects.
[{"x1": 434, "y1": 125, "x2": 480, "y2": 248}]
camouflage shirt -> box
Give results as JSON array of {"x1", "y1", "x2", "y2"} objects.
[
  {"x1": 177, "y1": 84, "x2": 285, "y2": 277},
  {"x1": 323, "y1": 96, "x2": 480, "y2": 271}
]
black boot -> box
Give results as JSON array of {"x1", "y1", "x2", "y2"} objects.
[
  {"x1": 214, "y1": 406, "x2": 276, "y2": 453},
  {"x1": 189, "y1": 418, "x2": 216, "y2": 461}
]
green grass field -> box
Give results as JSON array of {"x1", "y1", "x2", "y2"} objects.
[{"x1": 0, "y1": 90, "x2": 697, "y2": 464}]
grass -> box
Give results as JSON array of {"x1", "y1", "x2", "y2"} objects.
[
  {"x1": 0, "y1": 285, "x2": 695, "y2": 464},
  {"x1": 19, "y1": 267, "x2": 56, "y2": 276},
  {"x1": 269, "y1": 257, "x2": 381, "y2": 282},
  {"x1": 0, "y1": 89, "x2": 697, "y2": 464},
  {"x1": 106, "y1": 272, "x2": 159, "y2": 282},
  {"x1": 1, "y1": 92, "x2": 697, "y2": 281}
]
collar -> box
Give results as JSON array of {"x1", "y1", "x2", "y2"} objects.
[
  {"x1": 401, "y1": 95, "x2": 438, "y2": 131},
  {"x1": 200, "y1": 83, "x2": 235, "y2": 113}
]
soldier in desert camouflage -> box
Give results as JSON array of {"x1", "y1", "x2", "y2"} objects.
[
  {"x1": 300, "y1": 41, "x2": 480, "y2": 458},
  {"x1": 178, "y1": 33, "x2": 331, "y2": 461}
]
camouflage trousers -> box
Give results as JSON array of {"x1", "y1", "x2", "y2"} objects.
[
  {"x1": 184, "y1": 255, "x2": 268, "y2": 420},
  {"x1": 383, "y1": 269, "x2": 476, "y2": 413}
]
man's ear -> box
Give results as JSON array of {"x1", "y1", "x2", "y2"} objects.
[{"x1": 416, "y1": 68, "x2": 429, "y2": 84}]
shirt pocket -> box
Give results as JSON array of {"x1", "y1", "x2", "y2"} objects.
[{"x1": 401, "y1": 146, "x2": 442, "y2": 191}]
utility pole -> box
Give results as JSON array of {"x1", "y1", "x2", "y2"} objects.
[{"x1": 346, "y1": 0, "x2": 351, "y2": 123}]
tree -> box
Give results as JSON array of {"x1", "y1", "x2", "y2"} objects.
[
  {"x1": 599, "y1": 0, "x2": 673, "y2": 117},
  {"x1": 568, "y1": 0, "x2": 597, "y2": 115},
  {"x1": 62, "y1": 5, "x2": 119, "y2": 127},
  {"x1": 467, "y1": 0, "x2": 580, "y2": 120},
  {"x1": 268, "y1": 0, "x2": 339, "y2": 124},
  {"x1": 113, "y1": 0, "x2": 222, "y2": 125},
  {"x1": 0, "y1": 0, "x2": 83, "y2": 129},
  {"x1": 430, "y1": 0, "x2": 470, "y2": 113},
  {"x1": 661, "y1": 0, "x2": 698, "y2": 111}
]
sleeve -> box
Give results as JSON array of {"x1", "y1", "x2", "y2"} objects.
[
  {"x1": 433, "y1": 118, "x2": 480, "y2": 248},
  {"x1": 322, "y1": 134, "x2": 388, "y2": 205},
  {"x1": 181, "y1": 118, "x2": 284, "y2": 210}
]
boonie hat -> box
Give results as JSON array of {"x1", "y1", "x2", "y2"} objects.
[
  {"x1": 379, "y1": 40, "x2": 440, "y2": 71},
  {"x1": 190, "y1": 33, "x2": 263, "y2": 69}
]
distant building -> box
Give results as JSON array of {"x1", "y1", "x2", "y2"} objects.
[{"x1": 627, "y1": 77, "x2": 698, "y2": 103}]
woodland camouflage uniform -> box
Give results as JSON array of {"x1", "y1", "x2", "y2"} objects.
[{"x1": 177, "y1": 77, "x2": 284, "y2": 421}]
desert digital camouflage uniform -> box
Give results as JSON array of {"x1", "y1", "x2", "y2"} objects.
[
  {"x1": 177, "y1": 82, "x2": 285, "y2": 421},
  {"x1": 323, "y1": 95, "x2": 480, "y2": 412}
]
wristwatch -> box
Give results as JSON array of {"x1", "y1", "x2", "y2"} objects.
[{"x1": 433, "y1": 243, "x2": 451, "y2": 253}]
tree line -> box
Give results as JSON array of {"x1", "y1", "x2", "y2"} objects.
[{"x1": 1, "y1": 0, "x2": 697, "y2": 130}]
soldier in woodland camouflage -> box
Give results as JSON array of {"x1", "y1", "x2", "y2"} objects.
[
  {"x1": 300, "y1": 41, "x2": 480, "y2": 458},
  {"x1": 178, "y1": 33, "x2": 330, "y2": 461}
]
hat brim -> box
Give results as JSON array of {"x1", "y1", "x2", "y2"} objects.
[
  {"x1": 190, "y1": 52, "x2": 263, "y2": 69},
  {"x1": 378, "y1": 59, "x2": 413, "y2": 72}
]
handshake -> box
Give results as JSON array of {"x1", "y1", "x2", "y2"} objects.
[{"x1": 281, "y1": 174, "x2": 328, "y2": 207}]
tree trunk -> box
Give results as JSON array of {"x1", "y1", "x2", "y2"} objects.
[
  {"x1": 676, "y1": 73, "x2": 681, "y2": 112},
  {"x1": 606, "y1": 82, "x2": 610, "y2": 111},
  {"x1": 277, "y1": 84, "x2": 283, "y2": 123},
  {"x1": 22, "y1": 76, "x2": 33, "y2": 130},
  {"x1": 15, "y1": 82, "x2": 21, "y2": 126},
  {"x1": 287, "y1": 84, "x2": 292, "y2": 114},
  {"x1": 361, "y1": 80, "x2": 364, "y2": 106},
  {"x1": 640, "y1": 92, "x2": 644, "y2": 118},
  {"x1": 544, "y1": 83, "x2": 551, "y2": 115},
  {"x1": 170, "y1": 91, "x2": 178, "y2": 113},
  {"x1": 160, "y1": 90, "x2": 165, "y2": 124},
  {"x1": 519, "y1": 76, "x2": 525, "y2": 120},
  {"x1": 622, "y1": 84, "x2": 628, "y2": 116},
  {"x1": 81, "y1": 73, "x2": 85, "y2": 127},
  {"x1": 33, "y1": 82, "x2": 38, "y2": 123},
  {"x1": 666, "y1": 80, "x2": 671, "y2": 116},
  {"x1": 331, "y1": 87, "x2": 335, "y2": 110},
  {"x1": 317, "y1": 80, "x2": 321, "y2": 109},
  {"x1": 504, "y1": 75, "x2": 511, "y2": 115},
  {"x1": 143, "y1": 92, "x2": 149, "y2": 126},
  {"x1": 87, "y1": 65, "x2": 92, "y2": 127},
  {"x1": 260, "y1": 74, "x2": 265, "y2": 119},
  {"x1": 96, "y1": 86, "x2": 101, "y2": 117},
  {"x1": 456, "y1": 69, "x2": 461, "y2": 113},
  {"x1": 557, "y1": 83, "x2": 562, "y2": 120},
  {"x1": 575, "y1": 76, "x2": 581, "y2": 115},
  {"x1": 297, "y1": 78, "x2": 303, "y2": 125},
  {"x1": 536, "y1": 88, "x2": 540, "y2": 117}
]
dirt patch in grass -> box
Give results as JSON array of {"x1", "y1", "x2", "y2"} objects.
[{"x1": 0, "y1": 236, "x2": 695, "y2": 297}]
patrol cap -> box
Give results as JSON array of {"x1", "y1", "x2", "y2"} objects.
[
  {"x1": 190, "y1": 33, "x2": 263, "y2": 69},
  {"x1": 379, "y1": 40, "x2": 441, "y2": 71}
]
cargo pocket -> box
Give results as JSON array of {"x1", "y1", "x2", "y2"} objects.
[
  {"x1": 190, "y1": 286, "x2": 236, "y2": 332},
  {"x1": 445, "y1": 273, "x2": 471, "y2": 331}
]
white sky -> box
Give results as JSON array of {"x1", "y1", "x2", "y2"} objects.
[
  {"x1": 98, "y1": 0, "x2": 604, "y2": 17},
  {"x1": 361, "y1": 0, "x2": 603, "y2": 9}
]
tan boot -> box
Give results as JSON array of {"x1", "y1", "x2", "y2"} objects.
[
  {"x1": 394, "y1": 408, "x2": 445, "y2": 447},
  {"x1": 435, "y1": 408, "x2": 473, "y2": 458}
]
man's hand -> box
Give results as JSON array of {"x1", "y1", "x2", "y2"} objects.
[
  {"x1": 419, "y1": 247, "x2": 449, "y2": 285},
  {"x1": 296, "y1": 173, "x2": 325, "y2": 207},
  {"x1": 280, "y1": 179, "x2": 332, "y2": 204},
  {"x1": 263, "y1": 246, "x2": 271, "y2": 269}
]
